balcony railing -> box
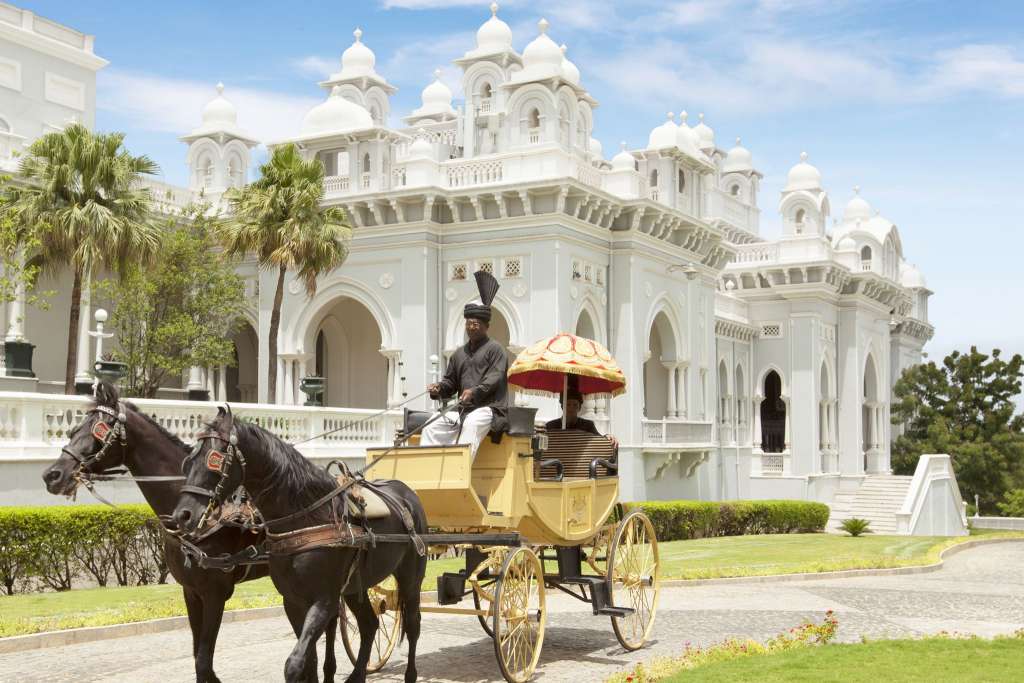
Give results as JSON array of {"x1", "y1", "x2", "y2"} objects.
[
  {"x1": 732, "y1": 242, "x2": 779, "y2": 264},
  {"x1": 446, "y1": 159, "x2": 503, "y2": 188},
  {"x1": 641, "y1": 418, "x2": 713, "y2": 446}
]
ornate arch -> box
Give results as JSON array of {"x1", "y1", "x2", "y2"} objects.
[
  {"x1": 572, "y1": 294, "x2": 606, "y2": 344},
  {"x1": 286, "y1": 277, "x2": 396, "y2": 355},
  {"x1": 644, "y1": 294, "x2": 684, "y2": 362},
  {"x1": 185, "y1": 137, "x2": 222, "y2": 166},
  {"x1": 444, "y1": 293, "x2": 524, "y2": 351},
  {"x1": 756, "y1": 364, "x2": 788, "y2": 398}
]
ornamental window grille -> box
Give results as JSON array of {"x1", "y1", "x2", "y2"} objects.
[
  {"x1": 584, "y1": 263, "x2": 593, "y2": 282},
  {"x1": 475, "y1": 260, "x2": 494, "y2": 275},
  {"x1": 596, "y1": 268, "x2": 605, "y2": 287},
  {"x1": 760, "y1": 323, "x2": 782, "y2": 339},
  {"x1": 572, "y1": 260, "x2": 582, "y2": 280},
  {"x1": 502, "y1": 257, "x2": 522, "y2": 279},
  {"x1": 450, "y1": 262, "x2": 468, "y2": 281}
]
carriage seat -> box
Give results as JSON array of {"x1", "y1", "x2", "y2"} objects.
[{"x1": 535, "y1": 429, "x2": 618, "y2": 481}]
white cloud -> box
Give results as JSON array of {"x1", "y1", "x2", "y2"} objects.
[
  {"x1": 98, "y1": 70, "x2": 320, "y2": 143},
  {"x1": 292, "y1": 55, "x2": 336, "y2": 79},
  {"x1": 380, "y1": 0, "x2": 505, "y2": 8},
  {"x1": 381, "y1": 31, "x2": 475, "y2": 98},
  {"x1": 924, "y1": 45, "x2": 1024, "y2": 98}
]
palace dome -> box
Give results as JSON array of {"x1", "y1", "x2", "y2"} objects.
[
  {"x1": 475, "y1": 2, "x2": 513, "y2": 54},
  {"x1": 722, "y1": 137, "x2": 753, "y2": 173},
  {"x1": 783, "y1": 152, "x2": 822, "y2": 191},
  {"x1": 560, "y1": 44, "x2": 580, "y2": 85},
  {"x1": 520, "y1": 19, "x2": 563, "y2": 78},
  {"x1": 900, "y1": 262, "x2": 927, "y2": 289},
  {"x1": 843, "y1": 186, "x2": 873, "y2": 223},
  {"x1": 201, "y1": 83, "x2": 236, "y2": 128},
  {"x1": 647, "y1": 112, "x2": 678, "y2": 150},
  {"x1": 339, "y1": 28, "x2": 377, "y2": 79},
  {"x1": 837, "y1": 235, "x2": 857, "y2": 251},
  {"x1": 301, "y1": 86, "x2": 374, "y2": 137},
  {"x1": 408, "y1": 131, "x2": 432, "y2": 158},
  {"x1": 675, "y1": 111, "x2": 703, "y2": 157},
  {"x1": 589, "y1": 136, "x2": 603, "y2": 159},
  {"x1": 693, "y1": 113, "x2": 714, "y2": 150},
  {"x1": 416, "y1": 70, "x2": 455, "y2": 117},
  {"x1": 611, "y1": 142, "x2": 635, "y2": 171}
]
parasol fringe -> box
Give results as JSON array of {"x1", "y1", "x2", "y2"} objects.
[{"x1": 510, "y1": 387, "x2": 618, "y2": 400}]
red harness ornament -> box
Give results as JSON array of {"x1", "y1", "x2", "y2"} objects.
[
  {"x1": 207, "y1": 450, "x2": 225, "y2": 472},
  {"x1": 92, "y1": 421, "x2": 111, "y2": 441}
]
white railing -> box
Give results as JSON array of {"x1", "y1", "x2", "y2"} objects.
[
  {"x1": 861, "y1": 260, "x2": 873, "y2": 272},
  {"x1": 446, "y1": 159, "x2": 503, "y2": 188},
  {"x1": 478, "y1": 98, "x2": 492, "y2": 114},
  {"x1": 648, "y1": 188, "x2": 660, "y2": 201},
  {"x1": 971, "y1": 516, "x2": 1024, "y2": 531},
  {"x1": 641, "y1": 418, "x2": 713, "y2": 446},
  {"x1": 360, "y1": 172, "x2": 371, "y2": 190},
  {"x1": 138, "y1": 178, "x2": 194, "y2": 214},
  {"x1": 0, "y1": 391, "x2": 402, "y2": 454},
  {"x1": 732, "y1": 242, "x2": 779, "y2": 264},
  {"x1": 528, "y1": 128, "x2": 541, "y2": 144},
  {"x1": 574, "y1": 163, "x2": 603, "y2": 190},
  {"x1": 761, "y1": 453, "x2": 783, "y2": 474},
  {"x1": 324, "y1": 175, "x2": 351, "y2": 196}
]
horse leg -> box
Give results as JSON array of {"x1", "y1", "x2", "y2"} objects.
[
  {"x1": 323, "y1": 614, "x2": 338, "y2": 683},
  {"x1": 281, "y1": 599, "x2": 318, "y2": 683},
  {"x1": 342, "y1": 591, "x2": 378, "y2": 683},
  {"x1": 182, "y1": 589, "x2": 203, "y2": 663},
  {"x1": 194, "y1": 591, "x2": 228, "y2": 683},
  {"x1": 398, "y1": 558, "x2": 426, "y2": 683},
  {"x1": 284, "y1": 597, "x2": 336, "y2": 683}
]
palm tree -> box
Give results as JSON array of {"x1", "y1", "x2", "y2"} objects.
[
  {"x1": 4, "y1": 123, "x2": 160, "y2": 393},
  {"x1": 219, "y1": 143, "x2": 351, "y2": 403}
]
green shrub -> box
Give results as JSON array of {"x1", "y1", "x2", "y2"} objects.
[
  {"x1": 621, "y1": 499, "x2": 830, "y2": 541},
  {"x1": 840, "y1": 518, "x2": 872, "y2": 537},
  {"x1": 0, "y1": 505, "x2": 161, "y2": 594},
  {"x1": 997, "y1": 489, "x2": 1024, "y2": 517}
]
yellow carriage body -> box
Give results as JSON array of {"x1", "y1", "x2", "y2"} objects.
[{"x1": 365, "y1": 433, "x2": 618, "y2": 546}]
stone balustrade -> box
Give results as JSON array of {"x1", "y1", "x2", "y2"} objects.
[{"x1": 640, "y1": 418, "x2": 713, "y2": 446}]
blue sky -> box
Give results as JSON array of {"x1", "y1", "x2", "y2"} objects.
[{"x1": 22, "y1": 0, "x2": 1024, "y2": 363}]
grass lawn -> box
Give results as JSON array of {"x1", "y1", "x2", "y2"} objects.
[
  {"x1": 664, "y1": 637, "x2": 1024, "y2": 682},
  {"x1": 3, "y1": 530, "x2": 1021, "y2": 638}
]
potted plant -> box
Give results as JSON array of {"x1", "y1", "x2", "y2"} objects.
[
  {"x1": 299, "y1": 376, "x2": 326, "y2": 406},
  {"x1": 93, "y1": 352, "x2": 128, "y2": 385}
]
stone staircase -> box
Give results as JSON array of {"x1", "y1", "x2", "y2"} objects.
[{"x1": 827, "y1": 475, "x2": 914, "y2": 534}]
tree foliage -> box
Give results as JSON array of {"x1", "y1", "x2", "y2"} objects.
[
  {"x1": 96, "y1": 205, "x2": 248, "y2": 398},
  {"x1": 2, "y1": 124, "x2": 160, "y2": 392},
  {"x1": 891, "y1": 347, "x2": 1024, "y2": 513},
  {"x1": 0, "y1": 178, "x2": 51, "y2": 316},
  {"x1": 219, "y1": 143, "x2": 351, "y2": 402}
]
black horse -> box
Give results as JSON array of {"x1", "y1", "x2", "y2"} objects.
[
  {"x1": 40, "y1": 382, "x2": 309, "y2": 683},
  {"x1": 172, "y1": 407, "x2": 428, "y2": 683}
]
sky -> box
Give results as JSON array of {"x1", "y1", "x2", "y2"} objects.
[{"x1": 20, "y1": 0, "x2": 1024, "y2": 364}]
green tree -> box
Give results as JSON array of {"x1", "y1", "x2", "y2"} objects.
[
  {"x1": 892, "y1": 347, "x2": 1024, "y2": 513},
  {"x1": 219, "y1": 143, "x2": 350, "y2": 402},
  {"x1": 96, "y1": 205, "x2": 248, "y2": 398},
  {"x1": 0, "y1": 177, "x2": 52, "y2": 323},
  {"x1": 4, "y1": 123, "x2": 160, "y2": 393}
]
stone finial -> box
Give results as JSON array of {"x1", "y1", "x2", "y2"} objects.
[
  {"x1": 538, "y1": 18, "x2": 549, "y2": 33},
  {"x1": 433, "y1": 68, "x2": 442, "y2": 80},
  {"x1": 216, "y1": 82, "x2": 224, "y2": 95},
  {"x1": 800, "y1": 151, "x2": 808, "y2": 162},
  {"x1": 491, "y1": 2, "x2": 499, "y2": 16},
  {"x1": 680, "y1": 110, "x2": 688, "y2": 124},
  {"x1": 354, "y1": 27, "x2": 363, "y2": 42},
  {"x1": 854, "y1": 185, "x2": 861, "y2": 195}
]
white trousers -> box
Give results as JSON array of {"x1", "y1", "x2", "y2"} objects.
[{"x1": 419, "y1": 407, "x2": 493, "y2": 458}]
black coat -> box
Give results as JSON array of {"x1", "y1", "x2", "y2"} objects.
[{"x1": 436, "y1": 336, "x2": 508, "y2": 431}]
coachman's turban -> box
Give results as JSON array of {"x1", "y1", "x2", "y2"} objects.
[{"x1": 464, "y1": 270, "x2": 499, "y2": 323}]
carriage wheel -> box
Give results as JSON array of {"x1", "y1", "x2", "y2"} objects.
[
  {"x1": 492, "y1": 547, "x2": 546, "y2": 683},
  {"x1": 606, "y1": 510, "x2": 660, "y2": 651},
  {"x1": 340, "y1": 575, "x2": 402, "y2": 673},
  {"x1": 473, "y1": 579, "x2": 496, "y2": 638}
]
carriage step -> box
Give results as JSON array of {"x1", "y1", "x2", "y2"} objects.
[
  {"x1": 559, "y1": 576, "x2": 613, "y2": 614},
  {"x1": 597, "y1": 606, "x2": 635, "y2": 618}
]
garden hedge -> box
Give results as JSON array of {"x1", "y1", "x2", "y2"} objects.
[
  {"x1": 0, "y1": 505, "x2": 167, "y2": 595},
  {"x1": 621, "y1": 499, "x2": 830, "y2": 541}
]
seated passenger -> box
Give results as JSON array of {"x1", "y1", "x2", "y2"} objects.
[{"x1": 545, "y1": 388, "x2": 619, "y2": 449}]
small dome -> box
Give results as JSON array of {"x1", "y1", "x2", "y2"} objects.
[
  {"x1": 843, "y1": 186, "x2": 873, "y2": 223},
  {"x1": 675, "y1": 111, "x2": 703, "y2": 157},
  {"x1": 416, "y1": 69, "x2": 455, "y2": 117},
  {"x1": 589, "y1": 136, "x2": 603, "y2": 159},
  {"x1": 560, "y1": 44, "x2": 580, "y2": 85},
  {"x1": 837, "y1": 236, "x2": 857, "y2": 251},
  {"x1": 900, "y1": 262, "x2": 927, "y2": 289},
  {"x1": 301, "y1": 86, "x2": 374, "y2": 137},
  {"x1": 409, "y1": 130, "x2": 433, "y2": 158},
  {"x1": 521, "y1": 19, "x2": 563, "y2": 75},
  {"x1": 611, "y1": 142, "x2": 635, "y2": 171},
  {"x1": 475, "y1": 2, "x2": 513, "y2": 54},
  {"x1": 722, "y1": 137, "x2": 753, "y2": 173},
  {"x1": 339, "y1": 28, "x2": 377, "y2": 79},
  {"x1": 647, "y1": 112, "x2": 678, "y2": 150},
  {"x1": 202, "y1": 83, "x2": 237, "y2": 128},
  {"x1": 784, "y1": 151, "x2": 822, "y2": 191},
  {"x1": 693, "y1": 113, "x2": 714, "y2": 150}
]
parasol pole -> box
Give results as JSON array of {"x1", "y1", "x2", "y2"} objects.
[{"x1": 561, "y1": 374, "x2": 568, "y2": 429}]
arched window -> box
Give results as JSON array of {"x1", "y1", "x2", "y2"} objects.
[
  {"x1": 200, "y1": 157, "x2": 214, "y2": 189},
  {"x1": 677, "y1": 169, "x2": 686, "y2": 192},
  {"x1": 362, "y1": 152, "x2": 371, "y2": 174},
  {"x1": 528, "y1": 108, "x2": 540, "y2": 128},
  {"x1": 860, "y1": 246, "x2": 872, "y2": 271},
  {"x1": 730, "y1": 184, "x2": 740, "y2": 197},
  {"x1": 718, "y1": 361, "x2": 729, "y2": 425},
  {"x1": 315, "y1": 329, "x2": 326, "y2": 377},
  {"x1": 760, "y1": 370, "x2": 786, "y2": 453},
  {"x1": 481, "y1": 82, "x2": 492, "y2": 99},
  {"x1": 649, "y1": 169, "x2": 659, "y2": 187}
]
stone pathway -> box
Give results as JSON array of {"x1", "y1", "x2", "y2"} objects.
[{"x1": 3, "y1": 541, "x2": 1023, "y2": 682}]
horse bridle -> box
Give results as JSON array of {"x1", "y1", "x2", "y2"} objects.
[
  {"x1": 63, "y1": 403, "x2": 128, "y2": 480},
  {"x1": 181, "y1": 414, "x2": 247, "y2": 537}
]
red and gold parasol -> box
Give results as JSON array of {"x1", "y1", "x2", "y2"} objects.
[{"x1": 508, "y1": 332, "x2": 627, "y2": 398}]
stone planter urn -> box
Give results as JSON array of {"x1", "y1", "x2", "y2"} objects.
[
  {"x1": 93, "y1": 359, "x2": 128, "y2": 385},
  {"x1": 299, "y1": 376, "x2": 326, "y2": 407},
  {"x1": 3, "y1": 340, "x2": 35, "y2": 378}
]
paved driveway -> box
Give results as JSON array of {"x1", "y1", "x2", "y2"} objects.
[{"x1": 3, "y1": 541, "x2": 1023, "y2": 682}]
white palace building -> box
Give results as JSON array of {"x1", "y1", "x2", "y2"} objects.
[{"x1": 0, "y1": 3, "x2": 967, "y2": 534}]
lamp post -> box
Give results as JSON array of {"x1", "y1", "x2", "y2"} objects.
[{"x1": 89, "y1": 309, "x2": 124, "y2": 389}]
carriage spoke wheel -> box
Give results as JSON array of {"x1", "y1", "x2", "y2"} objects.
[
  {"x1": 472, "y1": 579, "x2": 497, "y2": 638},
  {"x1": 340, "y1": 575, "x2": 402, "y2": 673},
  {"x1": 492, "y1": 547, "x2": 546, "y2": 683},
  {"x1": 607, "y1": 510, "x2": 660, "y2": 651}
]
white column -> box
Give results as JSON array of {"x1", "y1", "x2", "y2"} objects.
[
  {"x1": 753, "y1": 395, "x2": 762, "y2": 450},
  {"x1": 187, "y1": 366, "x2": 205, "y2": 395},
  {"x1": 205, "y1": 366, "x2": 215, "y2": 397},
  {"x1": 663, "y1": 361, "x2": 677, "y2": 418},
  {"x1": 74, "y1": 274, "x2": 93, "y2": 384},
  {"x1": 5, "y1": 250, "x2": 25, "y2": 342},
  {"x1": 218, "y1": 364, "x2": 228, "y2": 401},
  {"x1": 676, "y1": 365, "x2": 688, "y2": 419},
  {"x1": 283, "y1": 358, "x2": 295, "y2": 405},
  {"x1": 783, "y1": 396, "x2": 791, "y2": 450}
]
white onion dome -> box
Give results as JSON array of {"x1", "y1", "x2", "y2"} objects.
[
  {"x1": 675, "y1": 111, "x2": 702, "y2": 156},
  {"x1": 647, "y1": 112, "x2": 678, "y2": 150},
  {"x1": 418, "y1": 69, "x2": 455, "y2": 116},
  {"x1": 339, "y1": 28, "x2": 376, "y2": 79},
  {"x1": 693, "y1": 112, "x2": 715, "y2": 150},
  {"x1": 611, "y1": 142, "x2": 635, "y2": 172},
  {"x1": 783, "y1": 151, "x2": 822, "y2": 191},
  {"x1": 560, "y1": 44, "x2": 580, "y2": 85},
  {"x1": 588, "y1": 136, "x2": 603, "y2": 159},
  {"x1": 722, "y1": 137, "x2": 753, "y2": 173},
  {"x1": 900, "y1": 262, "x2": 927, "y2": 289},
  {"x1": 521, "y1": 19, "x2": 563, "y2": 76},
  {"x1": 837, "y1": 235, "x2": 857, "y2": 251},
  {"x1": 408, "y1": 129, "x2": 432, "y2": 158},
  {"x1": 475, "y1": 2, "x2": 513, "y2": 54},
  {"x1": 301, "y1": 86, "x2": 374, "y2": 136},
  {"x1": 202, "y1": 83, "x2": 237, "y2": 128},
  {"x1": 843, "y1": 185, "x2": 873, "y2": 223}
]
